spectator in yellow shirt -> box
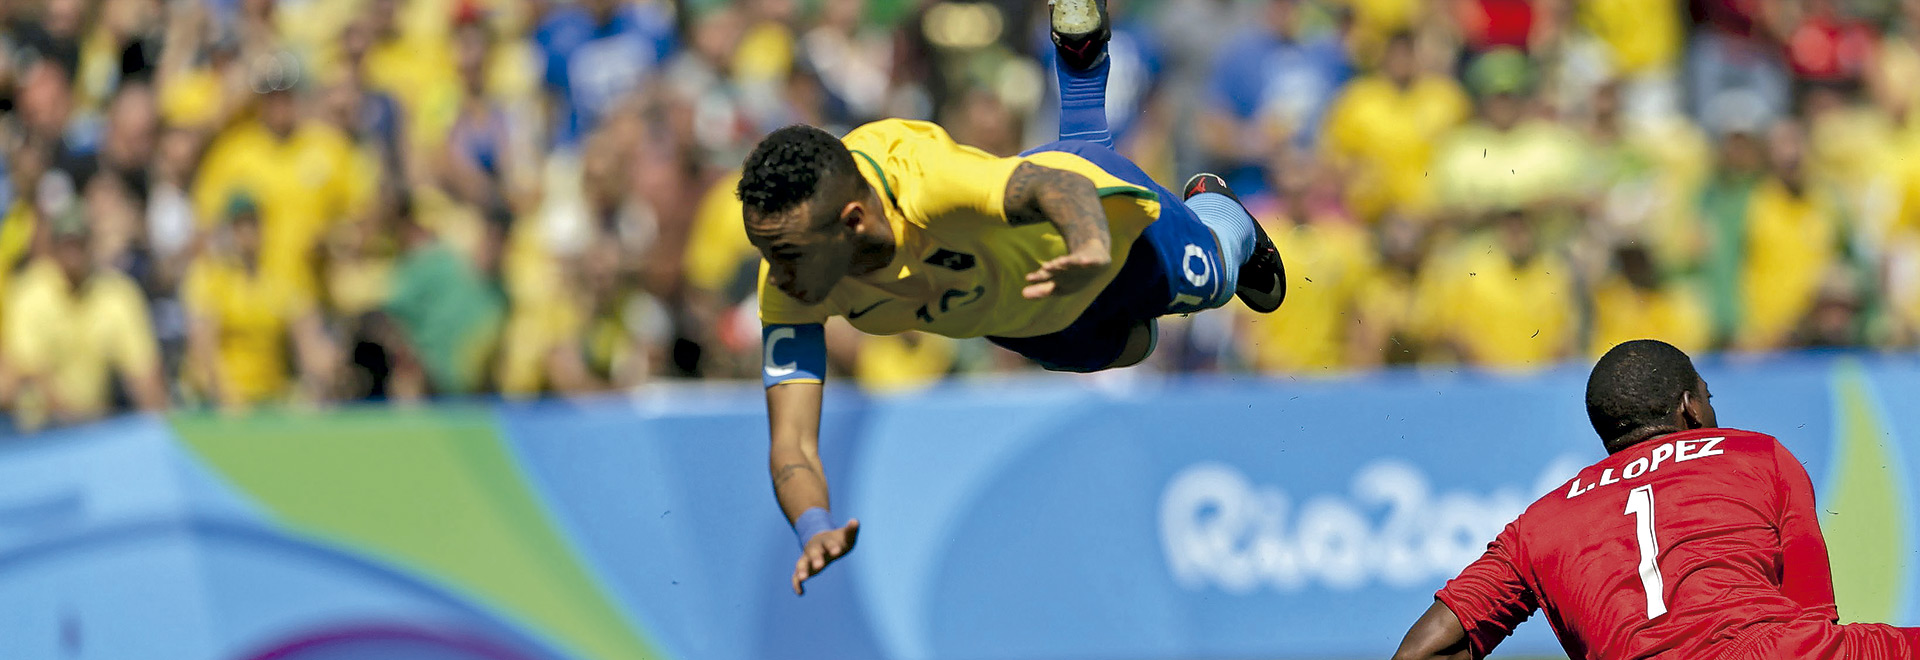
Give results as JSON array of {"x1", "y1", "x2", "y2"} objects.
[
  {"x1": 1240, "y1": 151, "x2": 1376, "y2": 373},
  {"x1": 1587, "y1": 244, "x2": 1712, "y2": 357},
  {"x1": 1738, "y1": 120, "x2": 1842, "y2": 351},
  {"x1": 1, "y1": 208, "x2": 166, "y2": 430},
  {"x1": 1351, "y1": 214, "x2": 1447, "y2": 367},
  {"x1": 183, "y1": 196, "x2": 339, "y2": 409},
  {"x1": 1580, "y1": 0, "x2": 1682, "y2": 77},
  {"x1": 1429, "y1": 50, "x2": 1587, "y2": 222},
  {"x1": 498, "y1": 236, "x2": 659, "y2": 397},
  {"x1": 1322, "y1": 31, "x2": 1469, "y2": 222},
  {"x1": 684, "y1": 170, "x2": 760, "y2": 297},
  {"x1": 193, "y1": 55, "x2": 369, "y2": 300},
  {"x1": 1340, "y1": 0, "x2": 1424, "y2": 66},
  {"x1": 1425, "y1": 210, "x2": 1578, "y2": 369},
  {"x1": 852, "y1": 332, "x2": 957, "y2": 393},
  {"x1": 360, "y1": 0, "x2": 457, "y2": 153}
]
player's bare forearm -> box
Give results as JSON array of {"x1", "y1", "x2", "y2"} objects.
[
  {"x1": 1003, "y1": 161, "x2": 1109, "y2": 257},
  {"x1": 1391, "y1": 600, "x2": 1475, "y2": 660},
  {"x1": 1005, "y1": 162, "x2": 1112, "y2": 299},
  {"x1": 767, "y1": 379, "x2": 861, "y2": 595},
  {"x1": 766, "y1": 381, "x2": 830, "y2": 522}
]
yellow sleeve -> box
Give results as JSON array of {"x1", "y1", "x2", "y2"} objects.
[
  {"x1": 181, "y1": 260, "x2": 218, "y2": 315},
  {"x1": 339, "y1": 143, "x2": 379, "y2": 224},
  {"x1": 1537, "y1": 267, "x2": 1578, "y2": 357},
  {"x1": 497, "y1": 297, "x2": 579, "y2": 397},
  {"x1": 318, "y1": 131, "x2": 370, "y2": 226},
  {"x1": 844, "y1": 120, "x2": 1023, "y2": 226},
  {"x1": 1408, "y1": 249, "x2": 1466, "y2": 345},
  {"x1": 3, "y1": 270, "x2": 49, "y2": 375},
  {"x1": 1322, "y1": 84, "x2": 1368, "y2": 164},
  {"x1": 159, "y1": 69, "x2": 224, "y2": 128},
  {"x1": 685, "y1": 171, "x2": 755, "y2": 293},
  {"x1": 1900, "y1": 158, "x2": 1920, "y2": 234},
  {"x1": 756, "y1": 260, "x2": 831, "y2": 325},
  {"x1": 274, "y1": 271, "x2": 318, "y2": 320},
  {"x1": 103, "y1": 278, "x2": 161, "y2": 378},
  {"x1": 192, "y1": 137, "x2": 242, "y2": 227}
]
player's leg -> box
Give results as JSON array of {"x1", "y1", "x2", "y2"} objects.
[
  {"x1": 987, "y1": 317, "x2": 1151, "y2": 372},
  {"x1": 1899, "y1": 626, "x2": 1920, "y2": 659},
  {"x1": 1022, "y1": 139, "x2": 1282, "y2": 315},
  {"x1": 1838, "y1": 623, "x2": 1920, "y2": 659},
  {"x1": 1050, "y1": 0, "x2": 1113, "y2": 147},
  {"x1": 1183, "y1": 173, "x2": 1286, "y2": 313},
  {"x1": 1740, "y1": 620, "x2": 1920, "y2": 660}
]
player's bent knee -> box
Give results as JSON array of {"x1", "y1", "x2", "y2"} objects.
[
  {"x1": 1029, "y1": 321, "x2": 1153, "y2": 373},
  {"x1": 1106, "y1": 320, "x2": 1157, "y2": 370}
]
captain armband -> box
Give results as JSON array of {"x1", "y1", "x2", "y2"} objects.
[{"x1": 761, "y1": 323, "x2": 827, "y2": 388}]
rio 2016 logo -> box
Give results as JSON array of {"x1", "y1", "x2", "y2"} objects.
[{"x1": 1157, "y1": 458, "x2": 1581, "y2": 593}]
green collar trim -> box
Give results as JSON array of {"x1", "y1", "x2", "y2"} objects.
[
  {"x1": 1095, "y1": 184, "x2": 1158, "y2": 202},
  {"x1": 849, "y1": 150, "x2": 898, "y2": 208}
]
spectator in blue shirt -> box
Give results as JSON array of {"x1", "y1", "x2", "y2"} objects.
[
  {"x1": 1197, "y1": 0, "x2": 1350, "y2": 197},
  {"x1": 535, "y1": 0, "x2": 677, "y2": 149}
]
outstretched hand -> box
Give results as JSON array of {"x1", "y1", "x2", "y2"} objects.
[
  {"x1": 1022, "y1": 250, "x2": 1111, "y2": 299},
  {"x1": 792, "y1": 518, "x2": 860, "y2": 595}
]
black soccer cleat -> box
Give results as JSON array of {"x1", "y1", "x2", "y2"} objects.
[
  {"x1": 1184, "y1": 173, "x2": 1286, "y2": 314},
  {"x1": 1050, "y1": 0, "x2": 1110, "y2": 71}
]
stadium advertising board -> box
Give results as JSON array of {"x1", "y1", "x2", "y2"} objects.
[{"x1": 0, "y1": 354, "x2": 1911, "y2": 659}]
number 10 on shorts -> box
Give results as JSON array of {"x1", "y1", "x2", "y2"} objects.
[{"x1": 1624, "y1": 485, "x2": 1667, "y2": 619}]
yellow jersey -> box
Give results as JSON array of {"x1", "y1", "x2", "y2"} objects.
[
  {"x1": 1587, "y1": 277, "x2": 1712, "y2": 358},
  {"x1": 182, "y1": 256, "x2": 316, "y2": 404},
  {"x1": 1239, "y1": 216, "x2": 1375, "y2": 373},
  {"x1": 1739, "y1": 179, "x2": 1839, "y2": 350},
  {"x1": 1581, "y1": 0, "x2": 1682, "y2": 74},
  {"x1": 1323, "y1": 75, "x2": 1470, "y2": 221},
  {"x1": 758, "y1": 119, "x2": 1161, "y2": 339},
  {"x1": 193, "y1": 120, "x2": 371, "y2": 298},
  {"x1": 1426, "y1": 242, "x2": 1578, "y2": 369},
  {"x1": 3, "y1": 261, "x2": 160, "y2": 427}
]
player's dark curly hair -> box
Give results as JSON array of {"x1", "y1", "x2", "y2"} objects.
[
  {"x1": 1586, "y1": 339, "x2": 1703, "y2": 452},
  {"x1": 736, "y1": 125, "x2": 865, "y2": 237}
]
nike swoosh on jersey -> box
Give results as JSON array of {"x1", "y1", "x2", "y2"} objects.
[{"x1": 846, "y1": 299, "x2": 891, "y2": 319}]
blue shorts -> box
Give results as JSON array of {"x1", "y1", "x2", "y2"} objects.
[{"x1": 987, "y1": 140, "x2": 1226, "y2": 372}]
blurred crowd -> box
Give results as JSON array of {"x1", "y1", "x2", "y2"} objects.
[{"x1": 1, "y1": 0, "x2": 1918, "y2": 428}]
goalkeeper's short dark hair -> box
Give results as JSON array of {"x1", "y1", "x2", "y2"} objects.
[
  {"x1": 1585, "y1": 339, "x2": 1702, "y2": 451},
  {"x1": 737, "y1": 125, "x2": 865, "y2": 237}
]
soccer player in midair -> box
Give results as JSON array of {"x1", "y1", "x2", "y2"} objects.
[{"x1": 739, "y1": 0, "x2": 1287, "y2": 594}]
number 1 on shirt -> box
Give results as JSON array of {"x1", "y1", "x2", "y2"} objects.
[{"x1": 1624, "y1": 485, "x2": 1668, "y2": 619}]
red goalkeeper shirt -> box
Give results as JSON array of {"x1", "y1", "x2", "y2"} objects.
[{"x1": 1437, "y1": 428, "x2": 1838, "y2": 660}]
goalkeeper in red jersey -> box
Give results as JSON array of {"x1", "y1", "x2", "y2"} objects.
[{"x1": 1393, "y1": 340, "x2": 1920, "y2": 660}]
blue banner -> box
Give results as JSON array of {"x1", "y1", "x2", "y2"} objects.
[{"x1": 0, "y1": 353, "x2": 1916, "y2": 659}]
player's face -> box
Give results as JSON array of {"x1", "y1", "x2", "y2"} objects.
[{"x1": 757, "y1": 207, "x2": 856, "y2": 305}]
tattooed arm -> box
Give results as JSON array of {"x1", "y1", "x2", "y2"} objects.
[
  {"x1": 1004, "y1": 161, "x2": 1111, "y2": 255},
  {"x1": 768, "y1": 380, "x2": 829, "y2": 522},
  {"x1": 1002, "y1": 161, "x2": 1115, "y2": 299},
  {"x1": 767, "y1": 380, "x2": 860, "y2": 594}
]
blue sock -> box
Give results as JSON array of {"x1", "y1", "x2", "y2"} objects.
[
  {"x1": 1183, "y1": 192, "x2": 1256, "y2": 308},
  {"x1": 1054, "y1": 52, "x2": 1112, "y2": 147}
]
